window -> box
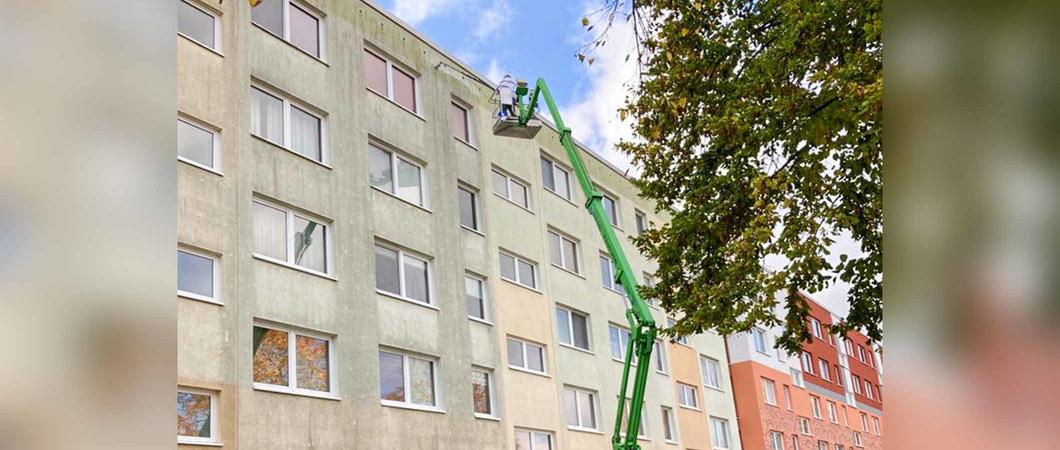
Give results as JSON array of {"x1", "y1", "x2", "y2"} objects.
[
  {"x1": 857, "y1": 345, "x2": 867, "y2": 363},
  {"x1": 769, "y1": 432, "x2": 785, "y2": 450},
  {"x1": 762, "y1": 378, "x2": 777, "y2": 405},
  {"x1": 471, "y1": 368, "x2": 495, "y2": 417},
  {"x1": 374, "y1": 242, "x2": 431, "y2": 305},
  {"x1": 872, "y1": 417, "x2": 880, "y2": 435},
  {"x1": 828, "y1": 333, "x2": 836, "y2": 346},
  {"x1": 458, "y1": 184, "x2": 481, "y2": 231},
  {"x1": 540, "y1": 156, "x2": 572, "y2": 201},
  {"x1": 252, "y1": 199, "x2": 330, "y2": 274},
  {"x1": 563, "y1": 386, "x2": 597, "y2": 430},
  {"x1": 661, "y1": 407, "x2": 677, "y2": 442},
  {"x1": 818, "y1": 441, "x2": 828, "y2": 450},
  {"x1": 251, "y1": 85, "x2": 324, "y2": 162},
  {"x1": 791, "y1": 368, "x2": 805, "y2": 388},
  {"x1": 853, "y1": 431, "x2": 863, "y2": 447},
  {"x1": 818, "y1": 359, "x2": 831, "y2": 381},
  {"x1": 844, "y1": 339, "x2": 854, "y2": 356},
  {"x1": 369, "y1": 143, "x2": 425, "y2": 206},
  {"x1": 363, "y1": 48, "x2": 418, "y2": 112},
  {"x1": 801, "y1": 352, "x2": 814, "y2": 374},
  {"x1": 701, "y1": 355, "x2": 722, "y2": 390},
  {"x1": 178, "y1": 0, "x2": 219, "y2": 50},
  {"x1": 601, "y1": 192, "x2": 619, "y2": 226},
  {"x1": 852, "y1": 375, "x2": 862, "y2": 394},
  {"x1": 827, "y1": 401, "x2": 838, "y2": 423},
  {"x1": 599, "y1": 254, "x2": 624, "y2": 294},
  {"x1": 451, "y1": 101, "x2": 472, "y2": 143},
  {"x1": 668, "y1": 317, "x2": 690, "y2": 345},
  {"x1": 620, "y1": 398, "x2": 648, "y2": 438},
  {"x1": 556, "y1": 306, "x2": 590, "y2": 351},
  {"x1": 177, "y1": 388, "x2": 218, "y2": 444},
  {"x1": 515, "y1": 429, "x2": 554, "y2": 450},
  {"x1": 864, "y1": 381, "x2": 874, "y2": 400},
  {"x1": 860, "y1": 413, "x2": 868, "y2": 430},
  {"x1": 608, "y1": 324, "x2": 632, "y2": 361},
  {"x1": 378, "y1": 349, "x2": 438, "y2": 409},
  {"x1": 499, "y1": 251, "x2": 538, "y2": 289},
  {"x1": 836, "y1": 366, "x2": 844, "y2": 386},
  {"x1": 810, "y1": 396, "x2": 822, "y2": 418},
  {"x1": 548, "y1": 230, "x2": 580, "y2": 273},
  {"x1": 492, "y1": 168, "x2": 531, "y2": 209},
  {"x1": 177, "y1": 248, "x2": 218, "y2": 303},
  {"x1": 252, "y1": 0, "x2": 323, "y2": 57},
  {"x1": 792, "y1": 436, "x2": 801, "y2": 450},
  {"x1": 836, "y1": 445, "x2": 844, "y2": 450},
  {"x1": 799, "y1": 417, "x2": 811, "y2": 435},
  {"x1": 465, "y1": 273, "x2": 488, "y2": 321},
  {"x1": 252, "y1": 322, "x2": 334, "y2": 396},
  {"x1": 710, "y1": 417, "x2": 731, "y2": 449},
  {"x1": 634, "y1": 210, "x2": 648, "y2": 235},
  {"x1": 677, "y1": 383, "x2": 699, "y2": 409},
  {"x1": 753, "y1": 328, "x2": 769, "y2": 354},
  {"x1": 177, "y1": 117, "x2": 219, "y2": 171},
  {"x1": 783, "y1": 385, "x2": 793, "y2": 409},
  {"x1": 507, "y1": 337, "x2": 546, "y2": 374},
  {"x1": 810, "y1": 318, "x2": 822, "y2": 338},
  {"x1": 653, "y1": 340, "x2": 668, "y2": 373}
]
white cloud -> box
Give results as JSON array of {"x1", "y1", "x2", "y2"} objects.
[
  {"x1": 391, "y1": 0, "x2": 456, "y2": 25},
  {"x1": 473, "y1": 0, "x2": 511, "y2": 40},
  {"x1": 485, "y1": 58, "x2": 506, "y2": 83}
]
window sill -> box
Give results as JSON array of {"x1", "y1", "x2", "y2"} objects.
[
  {"x1": 178, "y1": 440, "x2": 223, "y2": 447},
  {"x1": 656, "y1": 370, "x2": 670, "y2": 377},
  {"x1": 370, "y1": 186, "x2": 432, "y2": 213},
  {"x1": 475, "y1": 414, "x2": 501, "y2": 421},
  {"x1": 252, "y1": 253, "x2": 337, "y2": 281},
  {"x1": 455, "y1": 137, "x2": 478, "y2": 151},
  {"x1": 492, "y1": 192, "x2": 535, "y2": 214},
  {"x1": 251, "y1": 22, "x2": 329, "y2": 67},
  {"x1": 704, "y1": 385, "x2": 726, "y2": 393},
  {"x1": 380, "y1": 400, "x2": 445, "y2": 414},
  {"x1": 567, "y1": 426, "x2": 603, "y2": 435},
  {"x1": 253, "y1": 384, "x2": 341, "y2": 401},
  {"x1": 764, "y1": 402, "x2": 780, "y2": 409},
  {"x1": 468, "y1": 316, "x2": 494, "y2": 326},
  {"x1": 558, "y1": 343, "x2": 594, "y2": 356},
  {"x1": 550, "y1": 263, "x2": 585, "y2": 279},
  {"x1": 178, "y1": 32, "x2": 224, "y2": 58},
  {"x1": 544, "y1": 187, "x2": 577, "y2": 206},
  {"x1": 250, "y1": 134, "x2": 332, "y2": 170},
  {"x1": 664, "y1": 440, "x2": 679, "y2": 445},
  {"x1": 461, "y1": 225, "x2": 486, "y2": 237},
  {"x1": 611, "y1": 357, "x2": 637, "y2": 367},
  {"x1": 499, "y1": 277, "x2": 543, "y2": 295},
  {"x1": 376, "y1": 289, "x2": 440, "y2": 311},
  {"x1": 678, "y1": 404, "x2": 701, "y2": 412},
  {"x1": 177, "y1": 292, "x2": 224, "y2": 307},
  {"x1": 366, "y1": 88, "x2": 425, "y2": 121},
  {"x1": 508, "y1": 366, "x2": 549, "y2": 378},
  {"x1": 178, "y1": 157, "x2": 224, "y2": 176}
]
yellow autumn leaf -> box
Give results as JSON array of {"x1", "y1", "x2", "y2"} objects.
[
  {"x1": 680, "y1": 28, "x2": 689, "y2": 36},
  {"x1": 581, "y1": 17, "x2": 590, "y2": 27},
  {"x1": 619, "y1": 109, "x2": 628, "y2": 121}
]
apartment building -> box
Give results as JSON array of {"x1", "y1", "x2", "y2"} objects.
[
  {"x1": 176, "y1": 0, "x2": 740, "y2": 448},
  {"x1": 727, "y1": 293, "x2": 883, "y2": 450}
]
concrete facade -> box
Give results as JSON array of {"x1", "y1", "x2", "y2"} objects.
[{"x1": 176, "y1": 0, "x2": 740, "y2": 448}]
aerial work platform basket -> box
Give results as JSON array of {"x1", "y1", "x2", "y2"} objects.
[{"x1": 492, "y1": 116, "x2": 543, "y2": 139}]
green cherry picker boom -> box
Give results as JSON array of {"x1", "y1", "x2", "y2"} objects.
[{"x1": 492, "y1": 78, "x2": 657, "y2": 450}]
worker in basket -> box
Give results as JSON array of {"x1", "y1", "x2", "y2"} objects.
[{"x1": 496, "y1": 74, "x2": 517, "y2": 120}]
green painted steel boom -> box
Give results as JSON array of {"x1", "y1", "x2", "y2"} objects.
[{"x1": 510, "y1": 78, "x2": 656, "y2": 450}]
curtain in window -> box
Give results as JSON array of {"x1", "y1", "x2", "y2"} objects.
[
  {"x1": 373, "y1": 245, "x2": 400, "y2": 294},
  {"x1": 409, "y1": 358, "x2": 434, "y2": 405},
  {"x1": 251, "y1": 0, "x2": 283, "y2": 35},
  {"x1": 290, "y1": 106, "x2": 321, "y2": 161},
  {"x1": 363, "y1": 50, "x2": 388, "y2": 94},
  {"x1": 403, "y1": 256, "x2": 429, "y2": 302},
  {"x1": 288, "y1": 4, "x2": 319, "y2": 57},
  {"x1": 391, "y1": 67, "x2": 416, "y2": 111},
  {"x1": 251, "y1": 88, "x2": 283, "y2": 144},
  {"x1": 396, "y1": 159, "x2": 422, "y2": 205},
  {"x1": 253, "y1": 202, "x2": 287, "y2": 260},
  {"x1": 368, "y1": 145, "x2": 393, "y2": 191}
]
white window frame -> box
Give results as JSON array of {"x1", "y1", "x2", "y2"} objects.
[
  {"x1": 547, "y1": 229, "x2": 580, "y2": 274},
  {"x1": 363, "y1": 46, "x2": 420, "y2": 114},
  {"x1": 499, "y1": 250, "x2": 538, "y2": 290},
  {"x1": 819, "y1": 359, "x2": 831, "y2": 381},
  {"x1": 810, "y1": 318, "x2": 822, "y2": 338},
  {"x1": 465, "y1": 272, "x2": 490, "y2": 323},
  {"x1": 471, "y1": 367, "x2": 497, "y2": 419},
  {"x1": 177, "y1": 0, "x2": 221, "y2": 52},
  {"x1": 652, "y1": 340, "x2": 669, "y2": 374},
  {"x1": 801, "y1": 352, "x2": 815, "y2": 374},
  {"x1": 791, "y1": 368, "x2": 805, "y2": 388},
  {"x1": 677, "y1": 382, "x2": 699, "y2": 410},
  {"x1": 556, "y1": 306, "x2": 592, "y2": 352},
  {"x1": 799, "y1": 416, "x2": 812, "y2": 435},
  {"x1": 368, "y1": 142, "x2": 428, "y2": 208},
  {"x1": 378, "y1": 348, "x2": 441, "y2": 411},
  {"x1": 810, "y1": 396, "x2": 822, "y2": 419},
  {"x1": 600, "y1": 191, "x2": 620, "y2": 227},
  {"x1": 710, "y1": 416, "x2": 731, "y2": 449},
  {"x1": 177, "y1": 386, "x2": 220, "y2": 445},
  {"x1": 701, "y1": 355, "x2": 723, "y2": 390},
  {"x1": 563, "y1": 386, "x2": 599, "y2": 431},
  {"x1": 619, "y1": 397, "x2": 648, "y2": 439},
  {"x1": 251, "y1": 198, "x2": 333, "y2": 276},
  {"x1": 507, "y1": 337, "x2": 547, "y2": 375},
  {"x1": 252, "y1": 321, "x2": 337, "y2": 399},
  {"x1": 599, "y1": 253, "x2": 623, "y2": 294},
  {"x1": 177, "y1": 116, "x2": 222, "y2": 174},
  {"x1": 770, "y1": 431, "x2": 785, "y2": 450},
  {"x1": 857, "y1": 345, "x2": 867, "y2": 363},
  {"x1": 860, "y1": 413, "x2": 869, "y2": 431},
  {"x1": 661, "y1": 406, "x2": 678, "y2": 443},
  {"x1": 853, "y1": 431, "x2": 863, "y2": 447},
  {"x1": 608, "y1": 324, "x2": 634, "y2": 365},
  {"x1": 177, "y1": 246, "x2": 221, "y2": 305},
  {"x1": 864, "y1": 381, "x2": 873, "y2": 399},
  {"x1": 540, "y1": 155, "x2": 573, "y2": 201},
  {"x1": 374, "y1": 240, "x2": 434, "y2": 306},
  {"x1": 818, "y1": 440, "x2": 829, "y2": 450},
  {"x1": 872, "y1": 417, "x2": 880, "y2": 435},
  {"x1": 753, "y1": 328, "x2": 770, "y2": 354},
  {"x1": 458, "y1": 183, "x2": 482, "y2": 232},
  {"x1": 827, "y1": 401, "x2": 838, "y2": 423},
  {"x1": 492, "y1": 168, "x2": 533, "y2": 210},
  {"x1": 762, "y1": 378, "x2": 777, "y2": 405},
  {"x1": 852, "y1": 375, "x2": 862, "y2": 394},
  {"x1": 250, "y1": 83, "x2": 328, "y2": 164},
  {"x1": 252, "y1": 0, "x2": 326, "y2": 60},
  {"x1": 634, "y1": 210, "x2": 648, "y2": 236},
  {"x1": 451, "y1": 100, "x2": 474, "y2": 145},
  {"x1": 784, "y1": 384, "x2": 793, "y2": 409},
  {"x1": 514, "y1": 428, "x2": 554, "y2": 450}
]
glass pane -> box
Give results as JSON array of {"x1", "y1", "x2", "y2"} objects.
[
  {"x1": 288, "y1": 4, "x2": 320, "y2": 57},
  {"x1": 572, "y1": 313, "x2": 589, "y2": 350},
  {"x1": 250, "y1": 87, "x2": 283, "y2": 144},
  {"x1": 450, "y1": 103, "x2": 469, "y2": 141},
  {"x1": 296, "y1": 335, "x2": 329, "y2": 392},
  {"x1": 517, "y1": 260, "x2": 535, "y2": 288},
  {"x1": 555, "y1": 309, "x2": 571, "y2": 345},
  {"x1": 578, "y1": 391, "x2": 595, "y2": 428},
  {"x1": 290, "y1": 106, "x2": 322, "y2": 161},
  {"x1": 609, "y1": 327, "x2": 621, "y2": 359},
  {"x1": 250, "y1": 0, "x2": 283, "y2": 35},
  {"x1": 563, "y1": 388, "x2": 578, "y2": 426},
  {"x1": 458, "y1": 188, "x2": 476, "y2": 229},
  {"x1": 391, "y1": 67, "x2": 417, "y2": 111},
  {"x1": 177, "y1": 120, "x2": 214, "y2": 167},
  {"x1": 600, "y1": 256, "x2": 612, "y2": 288},
  {"x1": 540, "y1": 158, "x2": 555, "y2": 190},
  {"x1": 662, "y1": 409, "x2": 673, "y2": 440},
  {"x1": 177, "y1": 391, "x2": 211, "y2": 438},
  {"x1": 555, "y1": 168, "x2": 570, "y2": 199},
  {"x1": 396, "y1": 158, "x2": 422, "y2": 205},
  {"x1": 373, "y1": 245, "x2": 400, "y2": 294},
  {"x1": 471, "y1": 371, "x2": 491, "y2": 414},
  {"x1": 403, "y1": 255, "x2": 429, "y2": 303},
  {"x1": 368, "y1": 145, "x2": 394, "y2": 192},
  {"x1": 177, "y1": 250, "x2": 213, "y2": 298},
  {"x1": 253, "y1": 202, "x2": 287, "y2": 260},
  {"x1": 378, "y1": 351, "x2": 404, "y2": 401},
  {"x1": 178, "y1": 1, "x2": 215, "y2": 48},
  {"x1": 499, "y1": 253, "x2": 516, "y2": 280},
  {"x1": 409, "y1": 357, "x2": 435, "y2": 406},
  {"x1": 491, "y1": 171, "x2": 508, "y2": 197},
  {"x1": 548, "y1": 232, "x2": 562, "y2": 267},
  {"x1": 253, "y1": 327, "x2": 289, "y2": 385},
  {"x1": 465, "y1": 276, "x2": 484, "y2": 319},
  {"x1": 526, "y1": 344, "x2": 544, "y2": 372},
  {"x1": 514, "y1": 431, "x2": 531, "y2": 450},
  {"x1": 292, "y1": 216, "x2": 326, "y2": 272},
  {"x1": 603, "y1": 196, "x2": 617, "y2": 225},
  {"x1": 511, "y1": 182, "x2": 528, "y2": 208},
  {"x1": 563, "y1": 239, "x2": 578, "y2": 273},
  {"x1": 363, "y1": 50, "x2": 388, "y2": 94},
  {"x1": 532, "y1": 432, "x2": 551, "y2": 450},
  {"x1": 506, "y1": 339, "x2": 524, "y2": 368}
]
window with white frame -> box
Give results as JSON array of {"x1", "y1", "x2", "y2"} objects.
[
  {"x1": 677, "y1": 382, "x2": 699, "y2": 409},
  {"x1": 852, "y1": 375, "x2": 862, "y2": 394},
  {"x1": 601, "y1": 192, "x2": 619, "y2": 226},
  {"x1": 178, "y1": 248, "x2": 219, "y2": 303},
  {"x1": 753, "y1": 328, "x2": 769, "y2": 354},
  {"x1": 177, "y1": 387, "x2": 218, "y2": 445},
  {"x1": 374, "y1": 242, "x2": 431, "y2": 305},
  {"x1": 799, "y1": 417, "x2": 812, "y2": 435},
  {"x1": 808, "y1": 318, "x2": 821, "y2": 338},
  {"x1": 563, "y1": 386, "x2": 598, "y2": 430},
  {"x1": 661, "y1": 407, "x2": 677, "y2": 442},
  {"x1": 608, "y1": 324, "x2": 632, "y2": 362},
  {"x1": 620, "y1": 398, "x2": 648, "y2": 438},
  {"x1": 791, "y1": 368, "x2": 805, "y2": 388},
  {"x1": 783, "y1": 385, "x2": 793, "y2": 409},
  {"x1": 252, "y1": 199, "x2": 330, "y2": 274},
  {"x1": 514, "y1": 429, "x2": 553, "y2": 450},
  {"x1": 642, "y1": 273, "x2": 657, "y2": 307},
  {"x1": 864, "y1": 381, "x2": 873, "y2": 399},
  {"x1": 368, "y1": 143, "x2": 426, "y2": 206},
  {"x1": 599, "y1": 254, "x2": 625, "y2": 295},
  {"x1": 548, "y1": 229, "x2": 580, "y2": 273},
  {"x1": 668, "y1": 317, "x2": 689, "y2": 345},
  {"x1": 810, "y1": 396, "x2": 822, "y2": 418},
  {"x1": 860, "y1": 413, "x2": 868, "y2": 430},
  {"x1": 853, "y1": 431, "x2": 863, "y2": 447},
  {"x1": 762, "y1": 378, "x2": 777, "y2": 405},
  {"x1": 653, "y1": 340, "x2": 668, "y2": 373},
  {"x1": 769, "y1": 431, "x2": 785, "y2": 450},
  {"x1": 817, "y1": 440, "x2": 828, "y2": 450},
  {"x1": 458, "y1": 184, "x2": 481, "y2": 231},
  {"x1": 450, "y1": 101, "x2": 472, "y2": 144},
  {"x1": 250, "y1": 85, "x2": 324, "y2": 162},
  {"x1": 835, "y1": 445, "x2": 844, "y2": 450},
  {"x1": 818, "y1": 358, "x2": 831, "y2": 381},
  {"x1": 252, "y1": 322, "x2": 334, "y2": 396},
  {"x1": 827, "y1": 401, "x2": 838, "y2": 423},
  {"x1": 634, "y1": 210, "x2": 648, "y2": 236},
  {"x1": 471, "y1": 368, "x2": 495, "y2": 417},
  {"x1": 541, "y1": 156, "x2": 572, "y2": 201},
  {"x1": 857, "y1": 345, "x2": 867, "y2": 363},
  {"x1": 492, "y1": 168, "x2": 531, "y2": 209},
  {"x1": 465, "y1": 273, "x2": 488, "y2": 321},
  {"x1": 801, "y1": 352, "x2": 814, "y2": 374},
  {"x1": 844, "y1": 338, "x2": 854, "y2": 355},
  {"x1": 556, "y1": 306, "x2": 591, "y2": 351},
  {"x1": 711, "y1": 416, "x2": 731, "y2": 449},
  {"x1": 828, "y1": 333, "x2": 836, "y2": 346},
  {"x1": 701, "y1": 355, "x2": 722, "y2": 390},
  {"x1": 507, "y1": 337, "x2": 546, "y2": 374},
  {"x1": 792, "y1": 435, "x2": 801, "y2": 450},
  {"x1": 872, "y1": 417, "x2": 880, "y2": 435},
  {"x1": 177, "y1": 117, "x2": 220, "y2": 171},
  {"x1": 499, "y1": 251, "x2": 537, "y2": 289},
  {"x1": 252, "y1": 0, "x2": 324, "y2": 58},
  {"x1": 363, "y1": 48, "x2": 418, "y2": 112},
  {"x1": 178, "y1": 0, "x2": 219, "y2": 51},
  {"x1": 378, "y1": 349, "x2": 438, "y2": 409}
]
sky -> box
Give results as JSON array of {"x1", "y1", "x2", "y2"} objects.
[{"x1": 378, "y1": 0, "x2": 855, "y2": 318}]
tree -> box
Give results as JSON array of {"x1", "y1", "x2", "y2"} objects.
[{"x1": 580, "y1": 0, "x2": 882, "y2": 353}]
